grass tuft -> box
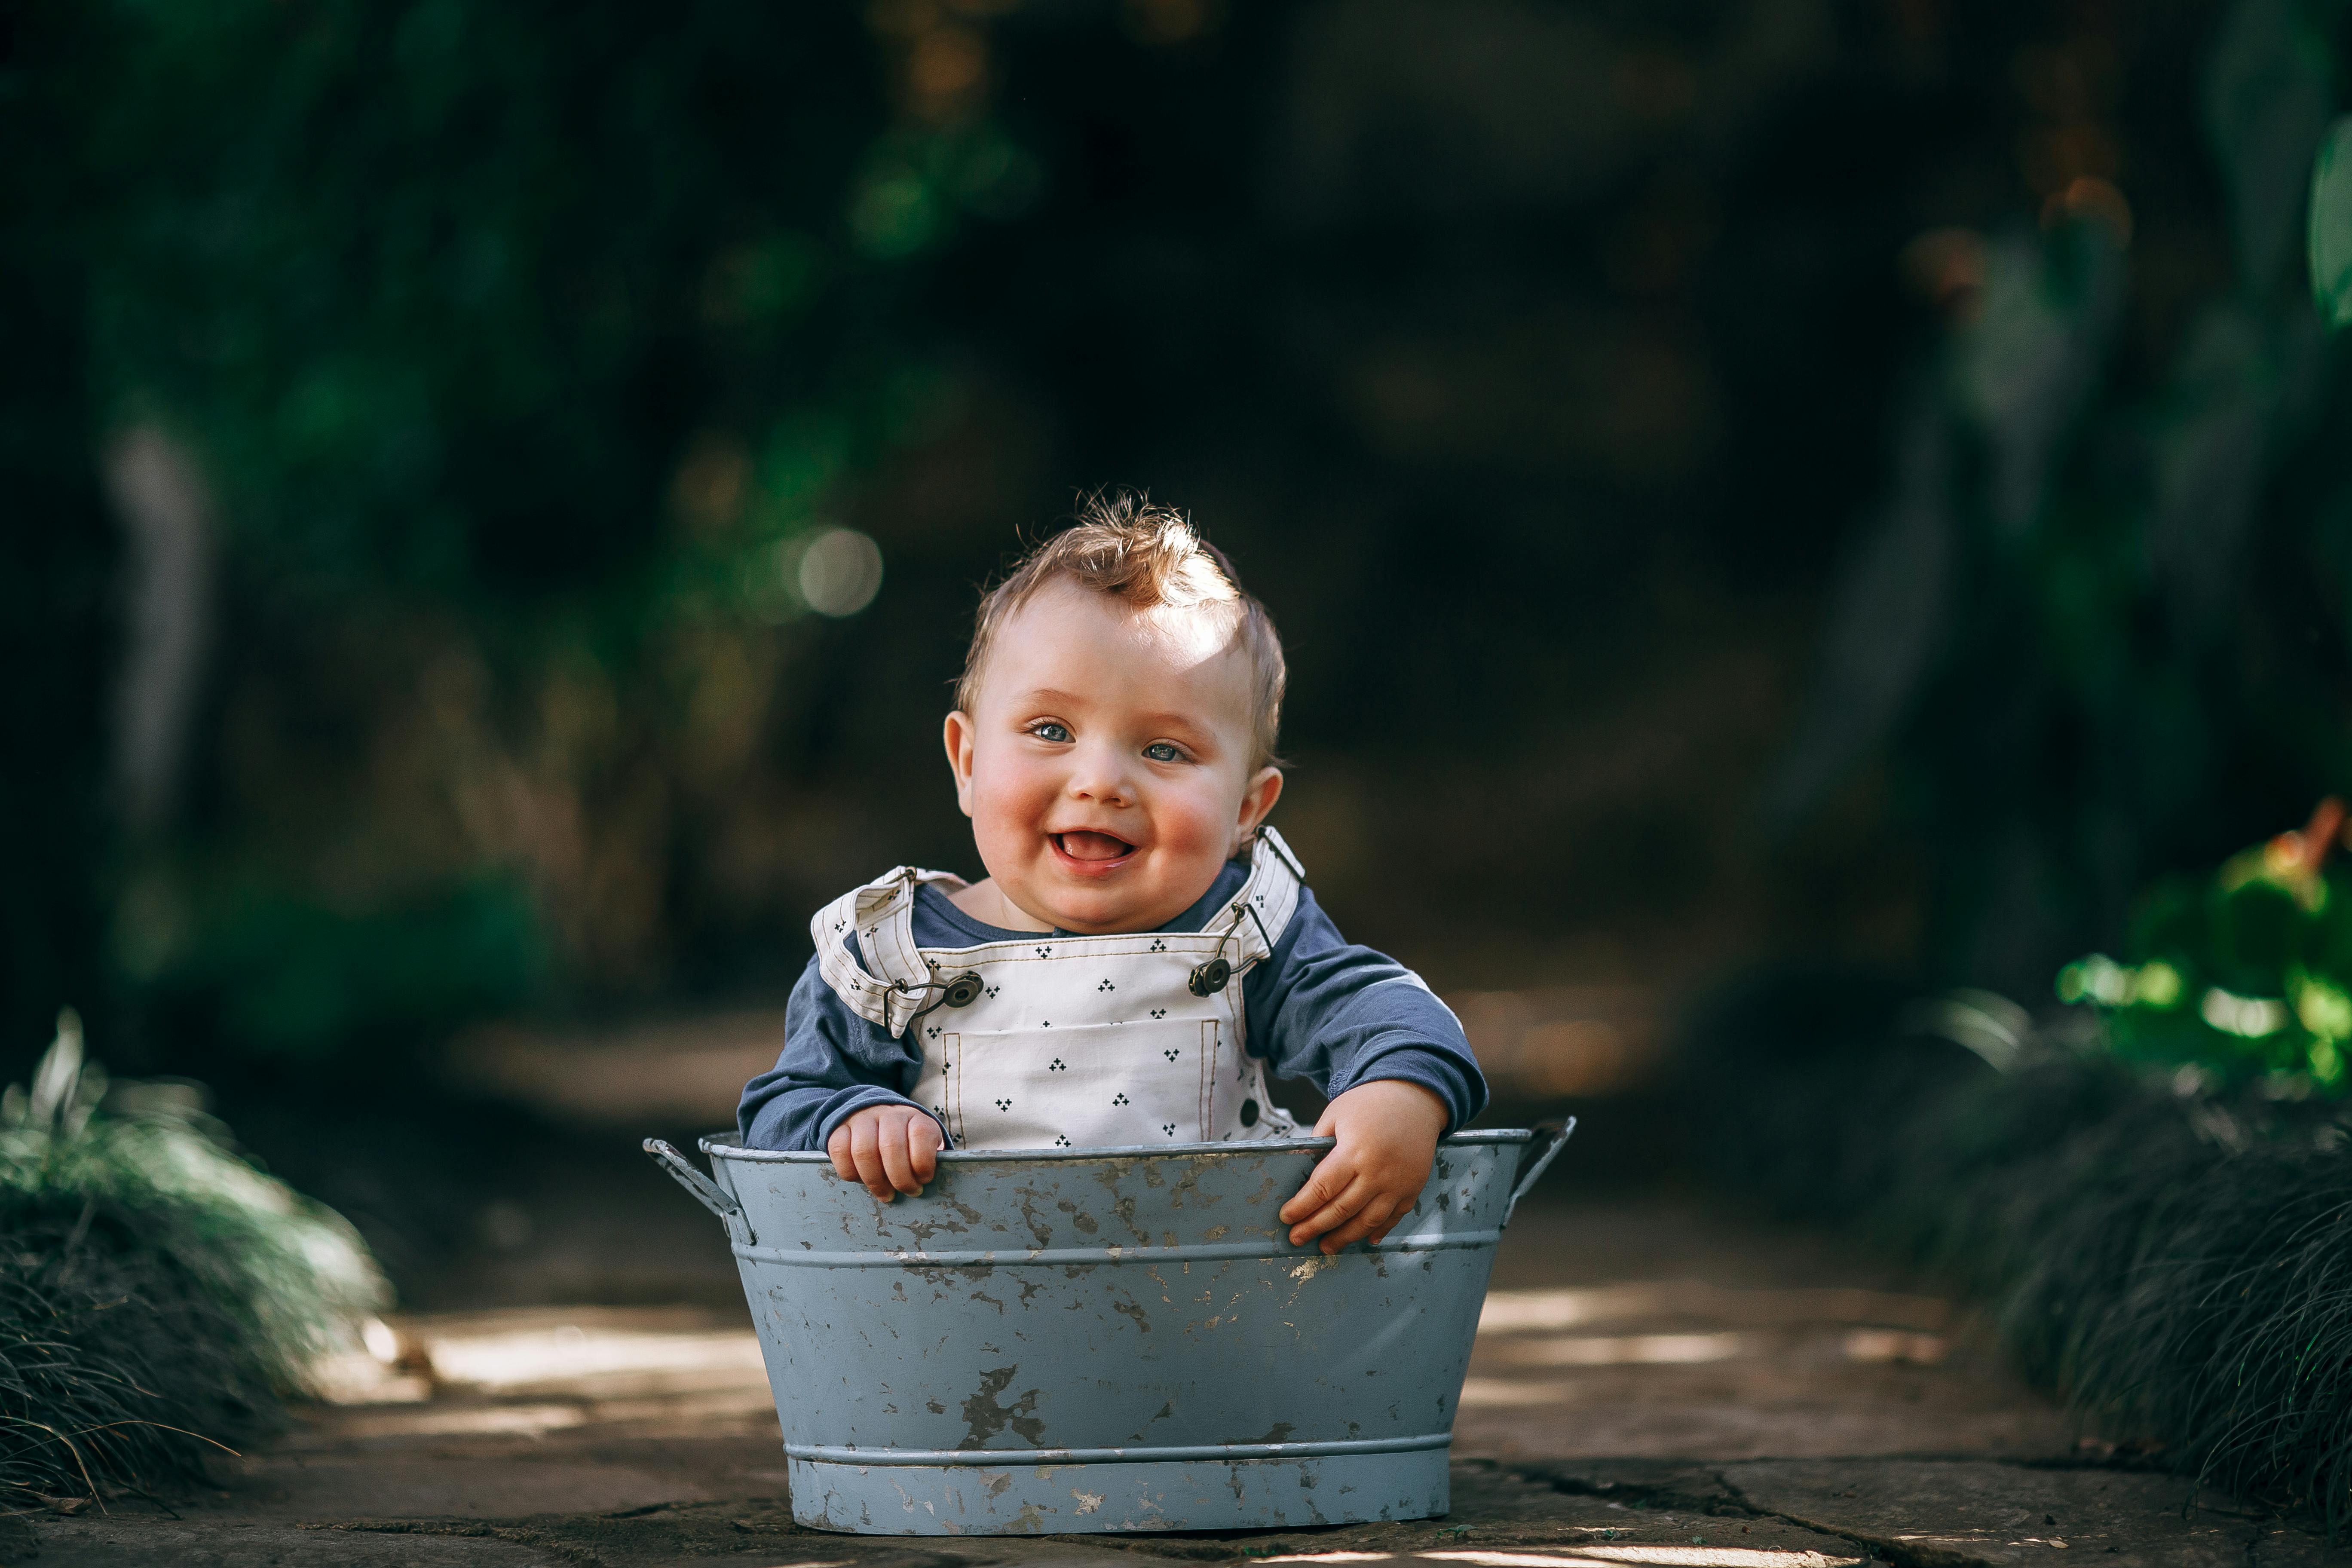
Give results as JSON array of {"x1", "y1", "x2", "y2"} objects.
[
  {"x1": 1694, "y1": 975, "x2": 2352, "y2": 1534},
  {"x1": 0, "y1": 1011, "x2": 386, "y2": 1505}
]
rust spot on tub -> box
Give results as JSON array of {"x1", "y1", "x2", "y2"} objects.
[
  {"x1": 1012, "y1": 1186, "x2": 1054, "y2": 1250},
  {"x1": 958, "y1": 1365, "x2": 1046, "y2": 1447}
]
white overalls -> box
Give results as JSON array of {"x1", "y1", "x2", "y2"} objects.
[{"x1": 811, "y1": 828, "x2": 1308, "y2": 1150}]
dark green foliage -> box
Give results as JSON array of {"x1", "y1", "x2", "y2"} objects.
[
  {"x1": 2058, "y1": 814, "x2": 2352, "y2": 1092},
  {"x1": 0, "y1": 3, "x2": 119, "y2": 1060},
  {"x1": 1775, "y1": 0, "x2": 2352, "y2": 998},
  {"x1": 1700, "y1": 991, "x2": 2352, "y2": 1534},
  {"x1": 27, "y1": 0, "x2": 980, "y2": 1067},
  {"x1": 20, "y1": 0, "x2": 2352, "y2": 1076},
  {"x1": 1896, "y1": 1066, "x2": 2352, "y2": 1532},
  {"x1": 2312, "y1": 116, "x2": 2352, "y2": 325},
  {"x1": 30, "y1": 0, "x2": 2279, "y2": 1083},
  {"x1": 2017, "y1": 1117, "x2": 2352, "y2": 1526},
  {"x1": 0, "y1": 1212, "x2": 271, "y2": 1501},
  {"x1": 85, "y1": 0, "x2": 891, "y2": 597},
  {"x1": 146, "y1": 875, "x2": 546, "y2": 1061},
  {"x1": 0, "y1": 1019, "x2": 385, "y2": 1503}
]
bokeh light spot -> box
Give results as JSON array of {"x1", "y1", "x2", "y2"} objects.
[{"x1": 797, "y1": 527, "x2": 885, "y2": 616}]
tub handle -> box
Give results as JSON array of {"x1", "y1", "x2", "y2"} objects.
[
  {"x1": 643, "y1": 1138, "x2": 742, "y2": 1220},
  {"x1": 1501, "y1": 1118, "x2": 1575, "y2": 1228}
]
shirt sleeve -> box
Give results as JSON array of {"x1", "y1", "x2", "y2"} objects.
[
  {"x1": 1240, "y1": 888, "x2": 1488, "y2": 1133},
  {"x1": 736, "y1": 946, "x2": 945, "y2": 1152}
]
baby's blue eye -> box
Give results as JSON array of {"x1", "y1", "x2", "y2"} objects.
[
  {"x1": 1143, "y1": 742, "x2": 1185, "y2": 763},
  {"x1": 1032, "y1": 722, "x2": 1072, "y2": 743}
]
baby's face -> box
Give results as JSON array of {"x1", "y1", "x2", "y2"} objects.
[{"x1": 946, "y1": 580, "x2": 1280, "y2": 934}]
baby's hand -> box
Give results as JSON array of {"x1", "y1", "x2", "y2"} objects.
[
  {"x1": 1278, "y1": 1080, "x2": 1447, "y2": 1255},
  {"x1": 827, "y1": 1104, "x2": 942, "y2": 1200}
]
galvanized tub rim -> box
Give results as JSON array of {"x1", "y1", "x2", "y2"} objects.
[{"x1": 700, "y1": 1127, "x2": 1536, "y2": 1163}]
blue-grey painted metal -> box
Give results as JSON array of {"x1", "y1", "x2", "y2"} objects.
[{"x1": 643, "y1": 1121, "x2": 1572, "y2": 1535}]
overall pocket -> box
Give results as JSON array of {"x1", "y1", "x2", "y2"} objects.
[{"x1": 943, "y1": 1018, "x2": 1222, "y2": 1149}]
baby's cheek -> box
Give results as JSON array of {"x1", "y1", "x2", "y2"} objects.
[
  {"x1": 968, "y1": 768, "x2": 1050, "y2": 839},
  {"x1": 1148, "y1": 827, "x2": 1224, "y2": 889},
  {"x1": 1155, "y1": 781, "x2": 1233, "y2": 848}
]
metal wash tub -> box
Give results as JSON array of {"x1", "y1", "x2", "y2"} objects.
[{"x1": 643, "y1": 1123, "x2": 1572, "y2": 1535}]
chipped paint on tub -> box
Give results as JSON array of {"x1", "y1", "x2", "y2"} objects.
[{"x1": 645, "y1": 1124, "x2": 1571, "y2": 1536}]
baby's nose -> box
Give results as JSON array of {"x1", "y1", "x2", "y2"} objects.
[{"x1": 1067, "y1": 745, "x2": 1137, "y2": 803}]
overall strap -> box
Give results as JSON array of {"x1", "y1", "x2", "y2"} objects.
[
  {"x1": 810, "y1": 867, "x2": 965, "y2": 1038},
  {"x1": 1220, "y1": 825, "x2": 1307, "y2": 973}
]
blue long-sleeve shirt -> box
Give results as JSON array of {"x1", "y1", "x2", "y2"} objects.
[{"x1": 737, "y1": 858, "x2": 1485, "y2": 1151}]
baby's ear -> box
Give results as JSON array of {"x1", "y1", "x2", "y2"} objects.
[
  {"x1": 1235, "y1": 765, "x2": 1283, "y2": 841},
  {"x1": 943, "y1": 711, "x2": 979, "y2": 816}
]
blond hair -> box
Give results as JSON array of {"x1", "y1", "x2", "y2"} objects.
[{"x1": 956, "y1": 493, "x2": 1286, "y2": 771}]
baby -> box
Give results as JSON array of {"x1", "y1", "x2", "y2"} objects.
[{"x1": 738, "y1": 496, "x2": 1484, "y2": 1254}]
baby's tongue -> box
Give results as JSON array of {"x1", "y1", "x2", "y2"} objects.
[{"x1": 1058, "y1": 831, "x2": 1131, "y2": 861}]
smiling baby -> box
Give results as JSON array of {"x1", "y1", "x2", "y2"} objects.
[{"x1": 738, "y1": 494, "x2": 1485, "y2": 1254}]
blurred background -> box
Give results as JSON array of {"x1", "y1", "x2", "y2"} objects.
[{"x1": 6, "y1": 0, "x2": 2349, "y2": 1306}]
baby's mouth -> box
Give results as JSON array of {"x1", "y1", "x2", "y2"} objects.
[{"x1": 1052, "y1": 831, "x2": 1135, "y2": 864}]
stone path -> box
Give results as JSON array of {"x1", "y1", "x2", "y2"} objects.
[{"x1": 6, "y1": 1192, "x2": 2334, "y2": 1568}]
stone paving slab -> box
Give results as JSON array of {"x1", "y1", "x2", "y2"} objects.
[
  {"x1": 6, "y1": 1516, "x2": 565, "y2": 1566},
  {"x1": 13, "y1": 1463, "x2": 1868, "y2": 1568},
  {"x1": 1502, "y1": 1458, "x2": 2338, "y2": 1568},
  {"x1": 28, "y1": 1452, "x2": 2330, "y2": 1568},
  {"x1": 1716, "y1": 1460, "x2": 2332, "y2": 1568},
  {"x1": 221, "y1": 1454, "x2": 718, "y2": 1519}
]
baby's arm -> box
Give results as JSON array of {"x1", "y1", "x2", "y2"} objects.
[
  {"x1": 739, "y1": 955, "x2": 947, "y2": 1199},
  {"x1": 1244, "y1": 888, "x2": 1487, "y2": 1253},
  {"x1": 1278, "y1": 1079, "x2": 1448, "y2": 1253},
  {"x1": 827, "y1": 1104, "x2": 941, "y2": 1200}
]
